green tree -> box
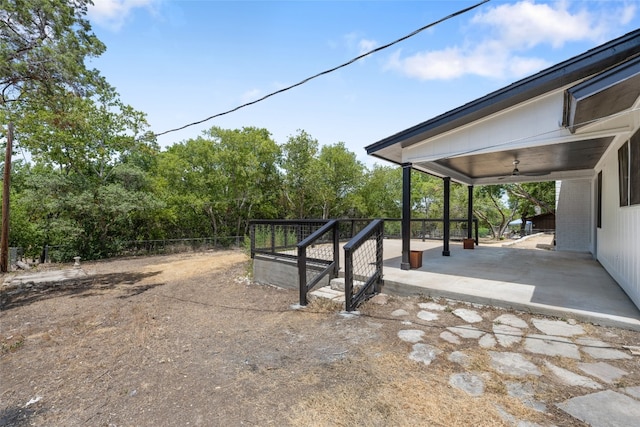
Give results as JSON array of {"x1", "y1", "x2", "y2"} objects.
[
  {"x1": 411, "y1": 172, "x2": 443, "y2": 218},
  {"x1": 313, "y1": 142, "x2": 364, "y2": 219},
  {"x1": 203, "y1": 126, "x2": 281, "y2": 236},
  {"x1": 355, "y1": 165, "x2": 401, "y2": 218},
  {"x1": 473, "y1": 185, "x2": 518, "y2": 240},
  {"x1": 505, "y1": 181, "x2": 555, "y2": 236},
  {"x1": 155, "y1": 126, "x2": 281, "y2": 238},
  {"x1": 7, "y1": 87, "x2": 162, "y2": 259},
  {"x1": 280, "y1": 130, "x2": 319, "y2": 218},
  {"x1": 1, "y1": 0, "x2": 106, "y2": 106}
]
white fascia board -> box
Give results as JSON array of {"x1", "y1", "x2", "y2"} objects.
[{"x1": 472, "y1": 169, "x2": 595, "y2": 186}]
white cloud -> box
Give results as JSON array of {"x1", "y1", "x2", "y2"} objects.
[
  {"x1": 241, "y1": 89, "x2": 262, "y2": 103},
  {"x1": 471, "y1": 0, "x2": 598, "y2": 49},
  {"x1": 341, "y1": 32, "x2": 379, "y2": 63},
  {"x1": 620, "y1": 3, "x2": 638, "y2": 25},
  {"x1": 386, "y1": 0, "x2": 637, "y2": 81},
  {"x1": 88, "y1": 0, "x2": 159, "y2": 31},
  {"x1": 358, "y1": 38, "x2": 378, "y2": 56}
]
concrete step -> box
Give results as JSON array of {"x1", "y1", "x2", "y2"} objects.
[
  {"x1": 309, "y1": 285, "x2": 345, "y2": 303},
  {"x1": 329, "y1": 277, "x2": 365, "y2": 292}
]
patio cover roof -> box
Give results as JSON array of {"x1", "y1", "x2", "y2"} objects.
[{"x1": 366, "y1": 29, "x2": 640, "y2": 185}]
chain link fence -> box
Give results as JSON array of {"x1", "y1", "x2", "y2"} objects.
[{"x1": 18, "y1": 237, "x2": 246, "y2": 266}]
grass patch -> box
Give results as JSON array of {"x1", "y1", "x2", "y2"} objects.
[{"x1": 1, "y1": 334, "x2": 25, "y2": 354}]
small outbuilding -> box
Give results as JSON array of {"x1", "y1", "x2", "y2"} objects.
[{"x1": 525, "y1": 213, "x2": 555, "y2": 234}]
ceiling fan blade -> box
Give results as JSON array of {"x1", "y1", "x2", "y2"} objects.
[{"x1": 522, "y1": 171, "x2": 551, "y2": 176}]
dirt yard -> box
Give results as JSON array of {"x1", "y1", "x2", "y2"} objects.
[{"x1": 1, "y1": 248, "x2": 639, "y2": 426}]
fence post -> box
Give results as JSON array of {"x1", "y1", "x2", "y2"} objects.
[
  {"x1": 250, "y1": 224, "x2": 255, "y2": 258},
  {"x1": 298, "y1": 245, "x2": 307, "y2": 306},
  {"x1": 375, "y1": 221, "x2": 383, "y2": 293},
  {"x1": 284, "y1": 225, "x2": 288, "y2": 249},
  {"x1": 332, "y1": 222, "x2": 340, "y2": 278},
  {"x1": 344, "y1": 246, "x2": 353, "y2": 311},
  {"x1": 270, "y1": 224, "x2": 275, "y2": 253}
]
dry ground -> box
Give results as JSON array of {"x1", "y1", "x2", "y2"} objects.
[{"x1": 1, "y1": 247, "x2": 638, "y2": 426}]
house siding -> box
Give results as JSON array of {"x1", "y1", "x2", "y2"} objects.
[
  {"x1": 597, "y1": 142, "x2": 640, "y2": 309},
  {"x1": 556, "y1": 180, "x2": 592, "y2": 252}
]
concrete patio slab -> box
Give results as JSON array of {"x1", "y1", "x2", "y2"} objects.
[{"x1": 376, "y1": 239, "x2": 640, "y2": 331}]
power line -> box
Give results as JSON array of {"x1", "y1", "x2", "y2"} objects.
[{"x1": 154, "y1": 0, "x2": 491, "y2": 138}]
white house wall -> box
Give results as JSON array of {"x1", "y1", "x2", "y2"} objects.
[
  {"x1": 556, "y1": 180, "x2": 592, "y2": 252},
  {"x1": 403, "y1": 91, "x2": 569, "y2": 164},
  {"x1": 597, "y1": 139, "x2": 640, "y2": 309}
]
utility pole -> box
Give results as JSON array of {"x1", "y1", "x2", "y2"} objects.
[{"x1": 1, "y1": 122, "x2": 13, "y2": 272}]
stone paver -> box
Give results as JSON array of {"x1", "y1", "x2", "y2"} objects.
[
  {"x1": 531, "y1": 318, "x2": 585, "y2": 337},
  {"x1": 506, "y1": 382, "x2": 546, "y2": 412},
  {"x1": 489, "y1": 352, "x2": 542, "y2": 377},
  {"x1": 623, "y1": 345, "x2": 640, "y2": 355},
  {"x1": 622, "y1": 386, "x2": 640, "y2": 399},
  {"x1": 448, "y1": 351, "x2": 471, "y2": 368},
  {"x1": 5, "y1": 268, "x2": 87, "y2": 285},
  {"x1": 329, "y1": 295, "x2": 640, "y2": 427},
  {"x1": 494, "y1": 405, "x2": 544, "y2": 427},
  {"x1": 452, "y1": 308, "x2": 483, "y2": 323},
  {"x1": 493, "y1": 323, "x2": 524, "y2": 348},
  {"x1": 544, "y1": 361, "x2": 602, "y2": 389},
  {"x1": 524, "y1": 334, "x2": 581, "y2": 359},
  {"x1": 577, "y1": 338, "x2": 633, "y2": 360},
  {"x1": 417, "y1": 310, "x2": 439, "y2": 321},
  {"x1": 397, "y1": 329, "x2": 424, "y2": 343},
  {"x1": 577, "y1": 362, "x2": 628, "y2": 384},
  {"x1": 409, "y1": 343, "x2": 441, "y2": 365},
  {"x1": 450, "y1": 373, "x2": 484, "y2": 396},
  {"x1": 478, "y1": 334, "x2": 497, "y2": 349},
  {"x1": 440, "y1": 331, "x2": 461, "y2": 344},
  {"x1": 447, "y1": 325, "x2": 485, "y2": 339},
  {"x1": 494, "y1": 313, "x2": 529, "y2": 329},
  {"x1": 418, "y1": 302, "x2": 446, "y2": 311},
  {"x1": 391, "y1": 309, "x2": 409, "y2": 317},
  {"x1": 557, "y1": 390, "x2": 640, "y2": 427}
]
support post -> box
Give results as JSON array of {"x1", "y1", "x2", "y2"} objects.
[
  {"x1": 467, "y1": 185, "x2": 474, "y2": 239},
  {"x1": 442, "y1": 177, "x2": 451, "y2": 256},
  {"x1": 1, "y1": 123, "x2": 13, "y2": 273},
  {"x1": 401, "y1": 163, "x2": 412, "y2": 270}
]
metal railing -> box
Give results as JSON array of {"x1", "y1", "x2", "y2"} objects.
[
  {"x1": 250, "y1": 219, "x2": 330, "y2": 259},
  {"x1": 249, "y1": 217, "x2": 478, "y2": 310},
  {"x1": 382, "y1": 218, "x2": 479, "y2": 243},
  {"x1": 344, "y1": 219, "x2": 384, "y2": 312},
  {"x1": 296, "y1": 220, "x2": 340, "y2": 306}
]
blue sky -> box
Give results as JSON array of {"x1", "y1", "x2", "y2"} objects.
[{"x1": 87, "y1": 0, "x2": 639, "y2": 166}]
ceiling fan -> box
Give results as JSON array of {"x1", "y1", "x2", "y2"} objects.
[{"x1": 498, "y1": 160, "x2": 551, "y2": 180}]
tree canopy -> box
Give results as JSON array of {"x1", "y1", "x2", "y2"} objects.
[
  {"x1": 1, "y1": 0, "x2": 106, "y2": 106},
  {"x1": 1, "y1": 0, "x2": 557, "y2": 261}
]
